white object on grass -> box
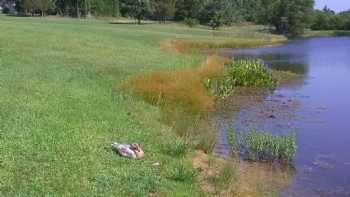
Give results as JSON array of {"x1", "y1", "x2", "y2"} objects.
[{"x1": 111, "y1": 142, "x2": 144, "y2": 159}]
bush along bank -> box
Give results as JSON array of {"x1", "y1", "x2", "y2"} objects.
[{"x1": 205, "y1": 59, "x2": 277, "y2": 98}]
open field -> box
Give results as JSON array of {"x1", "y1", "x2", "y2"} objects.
[{"x1": 0, "y1": 14, "x2": 286, "y2": 196}]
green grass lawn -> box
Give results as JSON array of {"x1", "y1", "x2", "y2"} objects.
[{"x1": 0, "y1": 15, "x2": 284, "y2": 196}]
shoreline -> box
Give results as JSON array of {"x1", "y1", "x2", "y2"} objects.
[{"x1": 125, "y1": 37, "x2": 303, "y2": 195}]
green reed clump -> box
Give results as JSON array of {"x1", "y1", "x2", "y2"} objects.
[
  {"x1": 165, "y1": 138, "x2": 189, "y2": 157},
  {"x1": 206, "y1": 59, "x2": 277, "y2": 97},
  {"x1": 168, "y1": 164, "x2": 197, "y2": 183},
  {"x1": 228, "y1": 129, "x2": 297, "y2": 164}
]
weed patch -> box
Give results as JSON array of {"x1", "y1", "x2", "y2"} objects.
[
  {"x1": 206, "y1": 59, "x2": 276, "y2": 97},
  {"x1": 228, "y1": 128, "x2": 297, "y2": 164},
  {"x1": 168, "y1": 163, "x2": 197, "y2": 183},
  {"x1": 165, "y1": 138, "x2": 189, "y2": 157}
]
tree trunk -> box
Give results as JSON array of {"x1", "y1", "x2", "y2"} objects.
[
  {"x1": 84, "y1": 0, "x2": 87, "y2": 17},
  {"x1": 76, "y1": 0, "x2": 80, "y2": 18},
  {"x1": 137, "y1": 16, "x2": 141, "y2": 24},
  {"x1": 112, "y1": 0, "x2": 115, "y2": 17}
]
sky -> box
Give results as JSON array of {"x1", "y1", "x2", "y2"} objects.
[{"x1": 315, "y1": 0, "x2": 350, "y2": 12}]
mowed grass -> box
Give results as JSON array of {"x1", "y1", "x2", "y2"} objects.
[{"x1": 0, "y1": 15, "x2": 284, "y2": 196}]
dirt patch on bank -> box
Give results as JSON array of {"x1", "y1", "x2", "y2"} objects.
[{"x1": 193, "y1": 151, "x2": 293, "y2": 196}]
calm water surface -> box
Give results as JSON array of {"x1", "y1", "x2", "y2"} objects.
[{"x1": 217, "y1": 37, "x2": 350, "y2": 196}]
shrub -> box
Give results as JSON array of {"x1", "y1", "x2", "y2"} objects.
[
  {"x1": 2, "y1": 7, "x2": 10, "y2": 14},
  {"x1": 184, "y1": 18, "x2": 199, "y2": 28},
  {"x1": 207, "y1": 59, "x2": 277, "y2": 97},
  {"x1": 228, "y1": 129, "x2": 297, "y2": 164},
  {"x1": 208, "y1": 11, "x2": 225, "y2": 30},
  {"x1": 225, "y1": 59, "x2": 276, "y2": 88}
]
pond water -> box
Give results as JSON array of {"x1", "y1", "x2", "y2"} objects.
[{"x1": 215, "y1": 37, "x2": 350, "y2": 196}]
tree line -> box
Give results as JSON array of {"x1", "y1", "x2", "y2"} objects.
[
  {"x1": 5, "y1": 0, "x2": 350, "y2": 36},
  {"x1": 311, "y1": 6, "x2": 350, "y2": 30}
]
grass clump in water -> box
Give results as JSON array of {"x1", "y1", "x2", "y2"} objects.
[
  {"x1": 228, "y1": 129, "x2": 297, "y2": 164},
  {"x1": 206, "y1": 59, "x2": 277, "y2": 97},
  {"x1": 226, "y1": 59, "x2": 276, "y2": 88}
]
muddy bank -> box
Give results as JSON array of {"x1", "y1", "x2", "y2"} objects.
[{"x1": 192, "y1": 150, "x2": 294, "y2": 197}]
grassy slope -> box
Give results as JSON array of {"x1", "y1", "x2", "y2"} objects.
[{"x1": 0, "y1": 15, "x2": 283, "y2": 196}]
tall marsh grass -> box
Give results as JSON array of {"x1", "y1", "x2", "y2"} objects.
[
  {"x1": 122, "y1": 55, "x2": 228, "y2": 152},
  {"x1": 122, "y1": 55, "x2": 227, "y2": 114},
  {"x1": 160, "y1": 38, "x2": 285, "y2": 53},
  {"x1": 206, "y1": 59, "x2": 277, "y2": 97},
  {"x1": 168, "y1": 163, "x2": 197, "y2": 183},
  {"x1": 184, "y1": 38, "x2": 284, "y2": 49},
  {"x1": 165, "y1": 138, "x2": 189, "y2": 157},
  {"x1": 228, "y1": 129, "x2": 297, "y2": 164}
]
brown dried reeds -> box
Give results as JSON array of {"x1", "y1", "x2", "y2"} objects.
[{"x1": 122, "y1": 55, "x2": 228, "y2": 114}]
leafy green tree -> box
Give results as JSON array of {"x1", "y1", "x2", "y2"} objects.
[
  {"x1": 15, "y1": 0, "x2": 55, "y2": 16},
  {"x1": 270, "y1": 0, "x2": 314, "y2": 37},
  {"x1": 36, "y1": 0, "x2": 56, "y2": 16},
  {"x1": 151, "y1": 0, "x2": 176, "y2": 22},
  {"x1": 338, "y1": 10, "x2": 350, "y2": 30},
  {"x1": 255, "y1": 0, "x2": 279, "y2": 24},
  {"x1": 90, "y1": 0, "x2": 119, "y2": 17},
  {"x1": 120, "y1": 0, "x2": 151, "y2": 24},
  {"x1": 311, "y1": 7, "x2": 350, "y2": 30},
  {"x1": 16, "y1": 0, "x2": 33, "y2": 15},
  {"x1": 220, "y1": 0, "x2": 244, "y2": 24},
  {"x1": 199, "y1": 0, "x2": 225, "y2": 29},
  {"x1": 208, "y1": 10, "x2": 224, "y2": 29},
  {"x1": 174, "y1": 0, "x2": 203, "y2": 21}
]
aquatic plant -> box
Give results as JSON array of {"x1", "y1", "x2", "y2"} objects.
[
  {"x1": 206, "y1": 59, "x2": 277, "y2": 97},
  {"x1": 226, "y1": 59, "x2": 276, "y2": 88},
  {"x1": 228, "y1": 129, "x2": 297, "y2": 163}
]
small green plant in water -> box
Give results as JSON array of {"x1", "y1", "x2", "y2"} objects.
[
  {"x1": 206, "y1": 59, "x2": 277, "y2": 97},
  {"x1": 228, "y1": 128, "x2": 297, "y2": 164}
]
